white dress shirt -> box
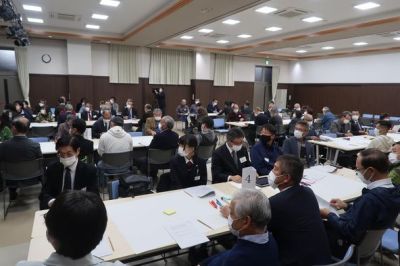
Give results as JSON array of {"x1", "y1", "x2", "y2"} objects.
[{"x1": 367, "y1": 178, "x2": 395, "y2": 190}]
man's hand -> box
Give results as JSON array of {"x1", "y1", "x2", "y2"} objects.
[
  {"x1": 345, "y1": 132, "x2": 353, "y2": 137},
  {"x1": 320, "y1": 208, "x2": 331, "y2": 219},
  {"x1": 220, "y1": 205, "x2": 230, "y2": 218},
  {"x1": 229, "y1": 175, "x2": 242, "y2": 183},
  {"x1": 330, "y1": 198, "x2": 347, "y2": 210}
]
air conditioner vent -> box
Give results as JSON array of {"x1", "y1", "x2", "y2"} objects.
[
  {"x1": 206, "y1": 33, "x2": 227, "y2": 39},
  {"x1": 275, "y1": 8, "x2": 308, "y2": 18},
  {"x1": 49, "y1": 12, "x2": 81, "y2": 22}
]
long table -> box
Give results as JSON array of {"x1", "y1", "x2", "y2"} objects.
[
  {"x1": 39, "y1": 136, "x2": 153, "y2": 155},
  {"x1": 30, "y1": 119, "x2": 140, "y2": 129},
  {"x1": 27, "y1": 167, "x2": 363, "y2": 263},
  {"x1": 226, "y1": 119, "x2": 291, "y2": 128}
]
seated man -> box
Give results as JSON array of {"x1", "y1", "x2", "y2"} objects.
[
  {"x1": 97, "y1": 116, "x2": 133, "y2": 156},
  {"x1": 39, "y1": 136, "x2": 99, "y2": 210},
  {"x1": 80, "y1": 103, "x2": 99, "y2": 121},
  {"x1": 212, "y1": 128, "x2": 251, "y2": 183},
  {"x1": 0, "y1": 117, "x2": 42, "y2": 200},
  {"x1": 269, "y1": 155, "x2": 331, "y2": 265},
  {"x1": 253, "y1": 107, "x2": 269, "y2": 127},
  {"x1": 367, "y1": 120, "x2": 394, "y2": 153},
  {"x1": 137, "y1": 104, "x2": 153, "y2": 132},
  {"x1": 287, "y1": 110, "x2": 302, "y2": 135},
  {"x1": 18, "y1": 191, "x2": 124, "y2": 265},
  {"x1": 170, "y1": 135, "x2": 207, "y2": 189},
  {"x1": 55, "y1": 114, "x2": 75, "y2": 141},
  {"x1": 250, "y1": 124, "x2": 282, "y2": 176},
  {"x1": 144, "y1": 108, "x2": 162, "y2": 136},
  {"x1": 122, "y1": 98, "x2": 138, "y2": 119},
  {"x1": 283, "y1": 121, "x2": 316, "y2": 167},
  {"x1": 148, "y1": 115, "x2": 179, "y2": 150},
  {"x1": 195, "y1": 116, "x2": 217, "y2": 146},
  {"x1": 207, "y1": 99, "x2": 220, "y2": 113},
  {"x1": 350, "y1": 110, "x2": 365, "y2": 135},
  {"x1": 35, "y1": 108, "x2": 54, "y2": 123},
  {"x1": 389, "y1": 141, "x2": 400, "y2": 185},
  {"x1": 201, "y1": 189, "x2": 279, "y2": 266},
  {"x1": 70, "y1": 118, "x2": 94, "y2": 162},
  {"x1": 320, "y1": 106, "x2": 336, "y2": 132},
  {"x1": 304, "y1": 114, "x2": 319, "y2": 140},
  {"x1": 269, "y1": 107, "x2": 283, "y2": 129},
  {"x1": 330, "y1": 111, "x2": 352, "y2": 137},
  {"x1": 92, "y1": 109, "x2": 112, "y2": 139},
  {"x1": 321, "y1": 149, "x2": 400, "y2": 258},
  {"x1": 227, "y1": 103, "x2": 245, "y2": 122}
]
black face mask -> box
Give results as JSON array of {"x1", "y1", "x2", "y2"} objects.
[{"x1": 260, "y1": 135, "x2": 272, "y2": 146}]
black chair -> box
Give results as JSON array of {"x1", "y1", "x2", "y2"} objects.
[
  {"x1": 29, "y1": 126, "x2": 56, "y2": 138},
  {"x1": 147, "y1": 148, "x2": 175, "y2": 188}
]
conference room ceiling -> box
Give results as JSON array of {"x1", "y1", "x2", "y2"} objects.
[{"x1": 11, "y1": 0, "x2": 400, "y2": 60}]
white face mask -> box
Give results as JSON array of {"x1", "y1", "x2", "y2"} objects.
[
  {"x1": 213, "y1": 102, "x2": 217, "y2": 106},
  {"x1": 294, "y1": 130, "x2": 304, "y2": 139},
  {"x1": 177, "y1": 147, "x2": 187, "y2": 157},
  {"x1": 60, "y1": 156, "x2": 77, "y2": 168},
  {"x1": 195, "y1": 101, "x2": 200, "y2": 105},
  {"x1": 389, "y1": 152, "x2": 399, "y2": 164},
  {"x1": 233, "y1": 109, "x2": 239, "y2": 113},
  {"x1": 343, "y1": 119, "x2": 350, "y2": 124},
  {"x1": 268, "y1": 171, "x2": 284, "y2": 189},
  {"x1": 295, "y1": 107, "x2": 301, "y2": 111},
  {"x1": 228, "y1": 215, "x2": 241, "y2": 237},
  {"x1": 352, "y1": 115, "x2": 359, "y2": 121},
  {"x1": 40, "y1": 109, "x2": 46, "y2": 115},
  {"x1": 307, "y1": 121, "x2": 313, "y2": 127},
  {"x1": 103, "y1": 119, "x2": 110, "y2": 123},
  {"x1": 85, "y1": 107, "x2": 90, "y2": 112},
  {"x1": 127, "y1": 104, "x2": 132, "y2": 109},
  {"x1": 231, "y1": 144, "x2": 242, "y2": 152},
  {"x1": 374, "y1": 128, "x2": 380, "y2": 136},
  {"x1": 39, "y1": 103, "x2": 44, "y2": 107},
  {"x1": 356, "y1": 168, "x2": 372, "y2": 185},
  {"x1": 155, "y1": 116, "x2": 161, "y2": 121}
]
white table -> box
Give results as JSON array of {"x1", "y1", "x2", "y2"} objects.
[
  {"x1": 207, "y1": 113, "x2": 219, "y2": 117},
  {"x1": 30, "y1": 122, "x2": 57, "y2": 128},
  {"x1": 226, "y1": 121, "x2": 255, "y2": 127},
  {"x1": 39, "y1": 136, "x2": 153, "y2": 155},
  {"x1": 31, "y1": 119, "x2": 140, "y2": 129}
]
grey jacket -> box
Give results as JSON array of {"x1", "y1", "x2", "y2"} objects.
[{"x1": 329, "y1": 120, "x2": 351, "y2": 137}]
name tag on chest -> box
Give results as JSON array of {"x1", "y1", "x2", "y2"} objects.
[{"x1": 239, "y1": 157, "x2": 247, "y2": 163}]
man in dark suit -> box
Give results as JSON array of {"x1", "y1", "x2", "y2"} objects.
[
  {"x1": 268, "y1": 155, "x2": 332, "y2": 265},
  {"x1": 350, "y1": 110, "x2": 365, "y2": 135},
  {"x1": 170, "y1": 135, "x2": 207, "y2": 189},
  {"x1": 92, "y1": 109, "x2": 112, "y2": 139},
  {"x1": 253, "y1": 107, "x2": 269, "y2": 126},
  {"x1": 39, "y1": 135, "x2": 99, "y2": 210},
  {"x1": 149, "y1": 115, "x2": 179, "y2": 150},
  {"x1": 154, "y1": 88, "x2": 166, "y2": 115},
  {"x1": 0, "y1": 117, "x2": 43, "y2": 200},
  {"x1": 137, "y1": 104, "x2": 153, "y2": 132},
  {"x1": 207, "y1": 99, "x2": 220, "y2": 114},
  {"x1": 211, "y1": 127, "x2": 251, "y2": 184},
  {"x1": 122, "y1": 98, "x2": 138, "y2": 119},
  {"x1": 330, "y1": 111, "x2": 352, "y2": 137},
  {"x1": 80, "y1": 103, "x2": 99, "y2": 121},
  {"x1": 283, "y1": 120, "x2": 316, "y2": 167},
  {"x1": 70, "y1": 118, "x2": 94, "y2": 162}
]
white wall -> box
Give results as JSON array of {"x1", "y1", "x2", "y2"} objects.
[
  {"x1": 289, "y1": 52, "x2": 400, "y2": 83},
  {"x1": 67, "y1": 40, "x2": 92, "y2": 75}
]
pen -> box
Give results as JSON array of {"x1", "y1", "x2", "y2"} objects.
[
  {"x1": 209, "y1": 200, "x2": 218, "y2": 209},
  {"x1": 221, "y1": 196, "x2": 231, "y2": 204},
  {"x1": 215, "y1": 199, "x2": 223, "y2": 207}
]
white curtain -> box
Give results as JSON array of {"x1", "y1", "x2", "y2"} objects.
[
  {"x1": 271, "y1": 65, "x2": 280, "y2": 101},
  {"x1": 109, "y1": 45, "x2": 139, "y2": 84},
  {"x1": 149, "y1": 48, "x2": 193, "y2": 85},
  {"x1": 14, "y1": 47, "x2": 29, "y2": 100},
  {"x1": 213, "y1": 54, "x2": 234, "y2": 86}
]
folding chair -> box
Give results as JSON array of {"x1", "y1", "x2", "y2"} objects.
[
  {"x1": 380, "y1": 214, "x2": 400, "y2": 264},
  {"x1": 147, "y1": 148, "x2": 175, "y2": 189},
  {"x1": 317, "y1": 245, "x2": 355, "y2": 266},
  {"x1": 356, "y1": 229, "x2": 386, "y2": 265},
  {"x1": 1, "y1": 158, "x2": 44, "y2": 219},
  {"x1": 197, "y1": 144, "x2": 216, "y2": 161}
]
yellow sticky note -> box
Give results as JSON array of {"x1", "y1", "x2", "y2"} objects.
[{"x1": 163, "y1": 209, "x2": 176, "y2": 215}]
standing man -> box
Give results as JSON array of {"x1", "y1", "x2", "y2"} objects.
[
  {"x1": 320, "y1": 107, "x2": 335, "y2": 132},
  {"x1": 176, "y1": 99, "x2": 189, "y2": 129}
]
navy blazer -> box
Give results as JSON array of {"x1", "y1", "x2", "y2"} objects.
[
  {"x1": 149, "y1": 129, "x2": 179, "y2": 150},
  {"x1": 211, "y1": 144, "x2": 251, "y2": 183},
  {"x1": 122, "y1": 107, "x2": 138, "y2": 119},
  {"x1": 269, "y1": 185, "x2": 332, "y2": 265},
  {"x1": 350, "y1": 119, "x2": 364, "y2": 135},
  {"x1": 250, "y1": 142, "x2": 282, "y2": 176},
  {"x1": 170, "y1": 155, "x2": 207, "y2": 189},
  {"x1": 0, "y1": 136, "x2": 42, "y2": 162},
  {"x1": 81, "y1": 110, "x2": 99, "y2": 121},
  {"x1": 282, "y1": 137, "x2": 316, "y2": 167},
  {"x1": 39, "y1": 161, "x2": 99, "y2": 210},
  {"x1": 92, "y1": 117, "x2": 110, "y2": 139}
]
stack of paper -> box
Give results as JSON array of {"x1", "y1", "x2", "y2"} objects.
[{"x1": 184, "y1": 185, "x2": 215, "y2": 198}]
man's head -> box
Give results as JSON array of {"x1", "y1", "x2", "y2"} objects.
[
  {"x1": 45, "y1": 191, "x2": 107, "y2": 260},
  {"x1": 110, "y1": 97, "x2": 116, "y2": 104},
  {"x1": 102, "y1": 110, "x2": 112, "y2": 121},
  {"x1": 271, "y1": 155, "x2": 304, "y2": 190},
  {"x1": 259, "y1": 124, "x2": 276, "y2": 146},
  {"x1": 85, "y1": 103, "x2": 92, "y2": 112},
  {"x1": 160, "y1": 116, "x2": 174, "y2": 131},
  {"x1": 226, "y1": 128, "x2": 245, "y2": 150},
  {"x1": 228, "y1": 189, "x2": 271, "y2": 237},
  {"x1": 212, "y1": 99, "x2": 218, "y2": 106},
  {"x1": 144, "y1": 104, "x2": 152, "y2": 113},
  {"x1": 126, "y1": 98, "x2": 133, "y2": 108},
  {"x1": 153, "y1": 108, "x2": 162, "y2": 121},
  {"x1": 322, "y1": 106, "x2": 330, "y2": 114},
  {"x1": 65, "y1": 104, "x2": 73, "y2": 112},
  {"x1": 254, "y1": 107, "x2": 263, "y2": 116},
  {"x1": 340, "y1": 111, "x2": 351, "y2": 124},
  {"x1": 352, "y1": 111, "x2": 360, "y2": 121},
  {"x1": 201, "y1": 117, "x2": 214, "y2": 131},
  {"x1": 232, "y1": 104, "x2": 240, "y2": 113},
  {"x1": 356, "y1": 149, "x2": 389, "y2": 184},
  {"x1": 180, "y1": 134, "x2": 198, "y2": 159},
  {"x1": 181, "y1": 99, "x2": 187, "y2": 106},
  {"x1": 392, "y1": 142, "x2": 400, "y2": 155},
  {"x1": 294, "y1": 121, "x2": 309, "y2": 140},
  {"x1": 110, "y1": 116, "x2": 124, "y2": 128},
  {"x1": 14, "y1": 101, "x2": 23, "y2": 112},
  {"x1": 11, "y1": 116, "x2": 30, "y2": 136},
  {"x1": 70, "y1": 119, "x2": 86, "y2": 136},
  {"x1": 294, "y1": 110, "x2": 303, "y2": 119},
  {"x1": 294, "y1": 103, "x2": 301, "y2": 111},
  {"x1": 56, "y1": 135, "x2": 80, "y2": 167},
  {"x1": 376, "y1": 120, "x2": 391, "y2": 136}
]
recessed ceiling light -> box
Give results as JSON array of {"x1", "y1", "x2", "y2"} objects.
[
  {"x1": 255, "y1": 6, "x2": 277, "y2": 14},
  {"x1": 48, "y1": 36, "x2": 53, "y2": 38},
  {"x1": 23, "y1": 4, "x2": 42, "y2": 12},
  {"x1": 100, "y1": 0, "x2": 120, "y2": 7},
  {"x1": 296, "y1": 50, "x2": 307, "y2": 53},
  {"x1": 27, "y1": 17, "x2": 44, "y2": 23},
  {"x1": 86, "y1": 24, "x2": 100, "y2": 30},
  {"x1": 265, "y1": 26, "x2": 282, "y2": 32},
  {"x1": 92, "y1": 14, "x2": 109, "y2": 20},
  {"x1": 354, "y1": 2, "x2": 380, "y2": 10},
  {"x1": 216, "y1": 40, "x2": 229, "y2": 44},
  {"x1": 394, "y1": 37, "x2": 400, "y2": 41},
  {"x1": 222, "y1": 19, "x2": 240, "y2": 25},
  {"x1": 353, "y1": 42, "x2": 368, "y2": 46},
  {"x1": 237, "y1": 34, "x2": 252, "y2": 38},
  {"x1": 302, "y1": 16, "x2": 323, "y2": 23},
  {"x1": 180, "y1": 35, "x2": 193, "y2": 40},
  {"x1": 198, "y1": 28, "x2": 214, "y2": 33},
  {"x1": 322, "y1": 46, "x2": 335, "y2": 50}
]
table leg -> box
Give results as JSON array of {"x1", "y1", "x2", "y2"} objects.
[
  {"x1": 316, "y1": 144, "x2": 320, "y2": 164},
  {"x1": 333, "y1": 150, "x2": 340, "y2": 166}
]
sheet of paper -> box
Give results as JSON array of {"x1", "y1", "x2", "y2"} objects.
[
  {"x1": 92, "y1": 236, "x2": 113, "y2": 258},
  {"x1": 197, "y1": 213, "x2": 227, "y2": 230},
  {"x1": 242, "y1": 166, "x2": 257, "y2": 189},
  {"x1": 165, "y1": 220, "x2": 209, "y2": 249},
  {"x1": 315, "y1": 195, "x2": 339, "y2": 215},
  {"x1": 310, "y1": 165, "x2": 337, "y2": 173},
  {"x1": 184, "y1": 185, "x2": 215, "y2": 198}
]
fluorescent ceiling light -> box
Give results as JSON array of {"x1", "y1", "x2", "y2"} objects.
[
  {"x1": 92, "y1": 14, "x2": 109, "y2": 20},
  {"x1": 216, "y1": 40, "x2": 229, "y2": 44},
  {"x1": 237, "y1": 34, "x2": 252, "y2": 38},
  {"x1": 255, "y1": 6, "x2": 277, "y2": 14},
  {"x1": 394, "y1": 37, "x2": 400, "y2": 41},
  {"x1": 322, "y1": 46, "x2": 335, "y2": 50},
  {"x1": 353, "y1": 42, "x2": 368, "y2": 46},
  {"x1": 222, "y1": 19, "x2": 240, "y2": 25},
  {"x1": 100, "y1": 0, "x2": 120, "y2": 7},
  {"x1": 27, "y1": 17, "x2": 43, "y2": 23},
  {"x1": 23, "y1": 5, "x2": 42, "y2": 12},
  {"x1": 265, "y1": 26, "x2": 282, "y2": 32},
  {"x1": 302, "y1": 16, "x2": 323, "y2": 23},
  {"x1": 180, "y1": 35, "x2": 193, "y2": 40},
  {"x1": 296, "y1": 50, "x2": 307, "y2": 53},
  {"x1": 354, "y1": 2, "x2": 380, "y2": 10},
  {"x1": 86, "y1": 24, "x2": 100, "y2": 30},
  {"x1": 198, "y1": 28, "x2": 213, "y2": 33}
]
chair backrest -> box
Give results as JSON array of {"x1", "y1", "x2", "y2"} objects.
[
  {"x1": 30, "y1": 126, "x2": 56, "y2": 137},
  {"x1": 101, "y1": 151, "x2": 133, "y2": 168},
  {"x1": 29, "y1": 137, "x2": 49, "y2": 143},
  {"x1": 147, "y1": 149, "x2": 175, "y2": 165},
  {"x1": 357, "y1": 229, "x2": 386, "y2": 259},
  {"x1": 197, "y1": 144, "x2": 215, "y2": 160},
  {"x1": 123, "y1": 123, "x2": 133, "y2": 132},
  {"x1": 213, "y1": 118, "x2": 225, "y2": 129},
  {"x1": 129, "y1": 131, "x2": 143, "y2": 137},
  {"x1": 318, "y1": 244, "x2": 355, "y2": 266},
  {"x1": 1, "y1": 158, "x2": 44, "y2": 181}
]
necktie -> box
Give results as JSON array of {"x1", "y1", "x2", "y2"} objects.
[
  {"x1": 105, "y1": 122, "x2": 108, "y2": 130},
  {"x1": 63, "y1": 168, "x2": 71, "y2": 191},
  {"x1": 89, "y1": 112, "x2": 92, "y2": 120},
  {"x1": 187, "y1": 161, "x2": 193, "y2": 169},
  {"x1": 232, "y1": 151, "x2": 239, "y2": 168}
]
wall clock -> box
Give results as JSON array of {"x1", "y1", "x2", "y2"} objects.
[{"x1": 41, "y1": 54, "x2": 51, "y2": 64}]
